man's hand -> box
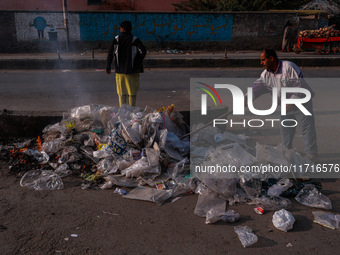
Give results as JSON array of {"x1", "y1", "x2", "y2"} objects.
[{"x1": 106, "y1": 69, "x2": 111, "y2": 74}]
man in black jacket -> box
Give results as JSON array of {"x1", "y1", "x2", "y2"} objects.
[{"x1": 106, "y1": 20, "x2": 146, "y2": 107}]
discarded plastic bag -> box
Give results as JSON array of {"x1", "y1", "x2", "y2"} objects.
[
  {"x1": 42, "y1": 140, "x2": 64, "y2": 154},
  {"x1": 171, "y1": 177, "x2": 198, "y2": 197},
  {"x1": 256, "y1": 143, "x2": 290, "y2": 165},
  {"x1": 121, "y1": 121, "x2": 141, "y2": 146},
  {"x1": 164, "y1": 131, "x2": 189, "y2": 161},
  {"x1": 104, "y1": 175, "x2": 138, "y2": 188},
  {"x1": 194, "y1": 187, "x2": 226, "y2": 218},
  {"x1": 234, "y1": 226, "x2": 258, "y2": 248},
  {"x1": 313, "y1": 211, "x2": 340, "y2": 230},
  {"x1": 97, "y1": 158, "x2": 118, "y2": 174},
  {"x1": 58, "y1": 146, "x2": 81, "y2": 164},
  {"x1": 240, "y1": 178, "x2": 262, "y2": 199},
  {"x1": 123, "y1": 186, "x2": 172, "y2": 204},
  {"x1": 121, "y1": 157, "x2": 159, "y2": 178},
  {"x1": 100, "y1": 181, "x2": 113, "y2": 190},
  {"x1": 272, "y1": 209, "x2": 295, "y2": 232},
  {"x1": 203, "y1": 144, "x2": 256, "y2": 178},
  {"x1": 201, "y1": 178, "x2": 238, "y2": 202},
  {"x1": 222, "y1": 210, "x2": 240, "y2": 223},
  {"x1": 54, "y1": 163, "x2": 72, "y2": 177},
  {"x1": 295, "y1": 184, "x2": 332, "y2": 210},
  {"x1": 20, "y1": 170, "x2": 64, "y2": 190},
  {"x1": 205, "y1": 209, "x2": 240, "y2": 224},
  {"x1": 42, "y1": 123, "x2": 67, "y2": 142},
  {"x1": 267, "y1": 179, "x2": 293, "y2": 197},
  {"x1": 24, "y1": 150, "x2": 49, "y2": 164},
  {"x1": 168, "y1": 158, "x2": 189, "y2": 179},
  {"x1": 252, "y1": 196, "x2": 291, "y2": 211}
]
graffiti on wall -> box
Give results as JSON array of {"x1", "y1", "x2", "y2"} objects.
[
  {"x1": 79, "y1": 13, "x2": 233, "y2": 42},
  {"x1": 14, "y1": 13, "x2": 80, "y2": 42}
]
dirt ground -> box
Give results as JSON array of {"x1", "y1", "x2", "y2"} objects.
[{"x1": 1, "y1": 141, "x2": 340, "y2": 255}]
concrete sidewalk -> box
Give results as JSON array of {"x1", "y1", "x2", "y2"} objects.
[{"x1": 1, "y1": 50, "x2": 340, "y2": 69}]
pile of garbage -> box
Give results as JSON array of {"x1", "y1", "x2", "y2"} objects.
[
  {"x1": 3, "y1": 104, "x2": 339, "y2": 248},
  {"x1": 299, "y1": 25, "x2": 340, "y2": 38}
]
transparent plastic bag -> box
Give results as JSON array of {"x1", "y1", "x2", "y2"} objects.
[
  {"x1": 234, "y1": 226, "x2": 258, "y2": 248},
  {"x1": 163, "y1": 110, "x2": 187, "y2": 138},
  {"x1": 219, "y1": 131, "x2": 247, "y2": 145},
  {"x1": 116, "y1": 158, "x2": 134, "y2": 171},
  {"x1": 267, "y1": 179, "x2": 293, "y2": 197},
  {"x1": 190, "y1": 124, "x2": 220, "y2": 146},
  {"x1": 42, "y1": 123, "x2": 67, "y2": 142},
  {"x1": 100, "y1": 181, "x2": 113, "y2": 190},
  {"x1": 54, "y1": 163, "x2": 72, "y2": 177},
  {"x1": 20, "y1": 170, "x2": 64, "y2": 190},
  {"x1": 23, "y1": 150, "x2": 49, "y2": 164},
  {"x1": 164, "y1": 132, "x2": 189, "y2": 158},
  {"x1": 313, "y1": 211, "x2": 340, "y2": 230},
  {"x1": 272, "y1": 209, "x2": 295, "y2": 232},
  {"x1": 206, "y1": 143, "x2": 256, "y2": 171},
  {"x1": 201, "y1": 178, "x2": 238, "y2": 201},
  {"x1": 69, "y1": 105, "x2": 92, "y2": 119},
  {"x1": 205, "y1": 209, "x2": 240, "y2": 224},
  {"x1": 256, "y1": 143, "x2": 290, "y2": 165},
  {"x1": 295, "y1": 184, "x2": 332, "y2": 210},
  {"x1": 58, "y1": 146, "x2": 81, "y2": 164},
  {"x1": 97, "y1": 158, "x2": 118, "y2": 174},
  {"x1": 123, "y1": 186, "x2": 172, "y2": 205},
  {"x1": 194, "y1": 187, "x2": 226, "y2": 218},
  {"x1": 240, "y1": 178, "x2": 262, "y2": 199},
  {"x1": 145, "y1": 145, "x2": 160, "y2": 167},
  {"x1": 251, "y1": 195, "x2": 291, "y2": 211},
  {"x1": 42, "y1": 140, "x2": 64, "y2": 154},
  {"x1": 121, "y1": 121, "x2": 141, "y2": 147},
  {"x1": 104, "y1": 175, "x2": 138, "y2": 188},
  {"x1": 168, "y1": 158, "x2": 189, "y2": 179},
  {"x1": 121, "y1": 157, "x2": 159, "y2": 178},
  {"x1": 171, "y1": 178, "x2": 198, "y2": 197},
  {"x1": 222, "y1": 210, "x2": 240, "y2": 223}
]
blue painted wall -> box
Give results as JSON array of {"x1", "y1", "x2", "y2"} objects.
[{"x1": 79, "y1": 13, "x2": 233, "y2": 42}]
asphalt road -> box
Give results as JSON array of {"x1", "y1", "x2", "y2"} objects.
[{"x1": 1, "y1": 67, "x2": 340, "y2": 113}]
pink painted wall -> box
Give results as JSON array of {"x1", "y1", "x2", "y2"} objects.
[{"x1": 0, "y1": 0, "x2": 183, "y2": 11}]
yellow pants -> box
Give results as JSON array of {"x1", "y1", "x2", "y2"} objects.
[{"x1": 115, "y1": 73, "x2": 140, "y2": 107}]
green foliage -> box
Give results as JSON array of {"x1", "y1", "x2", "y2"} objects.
[{"x1": 173, "y1": 0, "x2": 311, "y2": 12}]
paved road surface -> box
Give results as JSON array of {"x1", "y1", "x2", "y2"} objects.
[{"x1": 1, "y1": 67, "x2": 340, "y2": 113}]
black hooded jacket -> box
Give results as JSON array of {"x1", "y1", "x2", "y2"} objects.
[{"x1": 106, "y1": 32, "x2": 146, "y2": 74}]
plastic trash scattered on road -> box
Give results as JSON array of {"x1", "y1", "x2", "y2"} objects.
[
  {"x1": 272, "y1": 209, "x2": 295, "y2": 232},
  {"x1": 114, "y1": 187, "x2": 127, "y2": 195},
  {"x1": 295, "y1": 184, "x2": 332, "y2": 210},
  {"x1": 20, "y1": 170, "x2": 64, "y2": 190},
  {"x1": 205, "y1": 209, "x2": 240, "y2": 224},
  {"x1": 5, "y1": 103, "x2": 328, "y2": 231},
  {"x1": 234, "y1": 226, "x2": 258, "y2": 248},
  {"x1": 313, "y1": 211, "x2": 340, "y2": 230}
]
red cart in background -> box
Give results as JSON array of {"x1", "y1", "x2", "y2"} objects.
[{"x1": 295, "y1": 37, "x2": 340, "y2": 54}]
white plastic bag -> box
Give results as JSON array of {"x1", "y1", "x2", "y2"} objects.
[
  {"x1": 272, "y1": 209, "x2": 295, "y2": 232},
  {"x1": 234, "y1": 226, "x2": 258, "y2": 248}
]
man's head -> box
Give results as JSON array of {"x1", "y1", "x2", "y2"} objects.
[
  {"x1": 260, "y1": 49, "x2": 279, "y2": 72},
  {"x1": 120, "y1": 20, "x2": 132, "y2": 33}
]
